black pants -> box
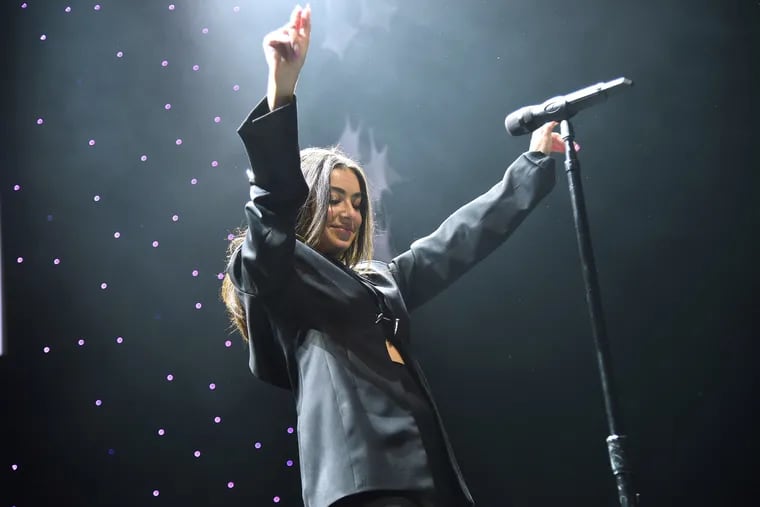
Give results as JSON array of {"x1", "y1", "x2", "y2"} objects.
[{"x1": 330, "y1": 490, "x2": 435, "y2": 507}]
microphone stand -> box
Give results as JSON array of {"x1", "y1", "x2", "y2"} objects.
[{"x1": 560, "y1": 119, "x2": 639, "y2": 507}]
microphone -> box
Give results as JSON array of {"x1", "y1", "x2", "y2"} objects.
[{"x1": 505, "y1": 77, "x2": 633, "y2": 136}]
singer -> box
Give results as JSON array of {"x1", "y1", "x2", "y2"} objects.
[{"x1": 221, "y1": 5, "x2": 567, "y2": 507}]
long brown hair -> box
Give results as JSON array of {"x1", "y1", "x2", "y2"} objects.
[{"x1": 220, "y1": 146, "x2": 375, "y2": 342}]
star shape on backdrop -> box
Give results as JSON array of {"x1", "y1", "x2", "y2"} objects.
[{"x1": 322, "y1": 0, "x2": 398, "y2": 60}]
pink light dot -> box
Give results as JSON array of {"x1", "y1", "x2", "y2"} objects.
[
  {"x1": 211, "y1": 160, "x2": 218, "y2": 167},
  {"x1": 14, "y1": 184, "x2": 21, "y2": 191},
  {"x1": 274, "y1": 497, "x2": 281, "y2": 503},
  {"x1": 161, "y1": 60, "x2": 169, "y2": 67},
  {"x1": 233, "y1": 84, "x2": 240, "y2": 92},
  {"x1": 214, "y1": 116, "x2": 221, "y2": 123},
  {"x1": 166, "y1": 374, "x2": 174, "y2": 381},
  {"x1": 254, "y1": 442, "x2": 262, "y2": 449},
  {"x1": 194, "y1": 450, "x2": 201, "y2": 458},
  {"x1": 116, "y1": 336, "x2": 124, "y2": 344},
  {"x1": 214, "y1": 416, "x2": 221, "y2": 424},
  {"x1": 286, "y1": 459, "x2": 294, "y2": 467},
  {"x1": 195, "y1": 302, "x2": 203, "y2": 309},
  {"x1": 152, "y1": 241, "x2": 159, "y2": 248},
  {"x1": 78, "y1": 339, "x2": 85, "y2": 346},
  {"x1": 100, "y1": 282, "x2": 108, "y2": 289},
  {"x1": 287, "y1": 427, "x2": 294, "y2": 434},
  {"x1": 40, "y1": 34, "x2": 47, "y2": 41},
  {"x1": 158, "y1": 429, "x2": 165, "y2": 436},
  {"x1": 114, "y1": 232, "x2": 121, "y2": 238},
  {"x1": 94, "y1": 4, "x2": 101, "y2": 11},
  {"x1": 43, "y1": 346, "x2": 50, "y2": 354},
  {"x1": 233, "y1": 6, "x2": 240, "y2": 13},
  {"x1": 37, "y1": 118, "x2": 44, "y2": 125},
  {"x1": 209, "y1": 383, "x2": 216, "y2": 390},
  {"x1": 89, "y1": 139, "x2": 95, "y2": 146},
  {"x1": 172, "y1": 214, "x2": 179, "y2": 222},
  {"x1": 21, "y1": 3, "x2": 28, "y2": 8},
  {"x1": 116, "y1": 51, "x2": 123, "y2": 58},
  {"x1": 164, "y1": 103, "x2": 171, "y2": 110},
  {"x1": 192, "y1": 270, "x2": 199, "y2": 277},
  {"x1": 227, "y1": 233, "x2": 235, "y2": 241},
  {"x1": 191, "y1": 178, "x2": 198, "y2": 185},
  {"x1": 140, "y1": 154, "x2": 148, "y2": 162},
  {"x1": 227, "y1": 482, "x2": 235, "y2": 489},
  {"x1": 192, "y1": 64, "x2": 200, "y2": 71},
  {"x1": 16, "y1": 257, "x2": 23, "y2": 263},
  {"x1": 217, "y1": 272, "x2": 225, "y2": 280},
  {"x1": 65, "y1": 6, "x2": 71, "y2": 13},
  {"x1": 11, "y1": 464, "x2": 19, "y2": 471},
  {"x1": 53, "y1": 258, "x2": 61, "y2": 265},
  {"x1": 93, "y1": 195, "x2": 101, "y2": 202},
  {"x1": 153, "y1": 490, "x2": 160, "y2": 497},
  {"x1": 95, "y1": 399, "x2": 102, "y2": 406},
  {"x1": 201, "y1": 27, "x2": 209, "y2": 34},
  {"x1": 175, "y1": 138, "x2": 183, "y2": 145},
  {"x1": 168, "y1": 4, "x2": 175, "y2": 10},
  {"x1": 225, "y1": 340, "x2": 232, "y2": 348}
]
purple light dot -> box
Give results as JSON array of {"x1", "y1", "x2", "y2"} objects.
[
  {"x1": 171, "y1": 214, "x2": 179, "y2": 222},
  {"x1": 190, "y1": 178, "x2": 198, "y2": 185},
  {"x1": 194, "y1": 450, "x2": 201, "y2": 458},
  {"x1": 175, "y1": 138, "x2": 183, "y2": 145},
  {"x1": 233, "y1": 6, "x2": 240, "y2": 13},
  {"x1": 287, "y1": 427, "x2": 294, "y2": 434},
  {"x1": 227, "y1": 233, "x2": 235, "y2": 241},
  {"x1": 164, "y1": 103, "x2": 171, "y2": 110},
  {"x1": 94, "y1": 4, "x2": 101, "y2": 11},
  {"x1": 152, "y1": 241, "x2": 159, "y2": 248},
  {"x1": 78, "y1": 339, "x2": 85, "y2": 346},
  {"x1": 95, "y1": 399, "x2": 102, "y2": 406},
  {"x1": 43, "y1": 346, "x2": 50, "y2": 354},
  {"x1": 108, "y1": 449, "x2": 115, "y2": 455},
  {"x1": 225, "y1": 340, "x2": 232, "y2": 348},
  {"x1": 116, "y1": 336, "x2": 123, "y2": 344},
  {"x1": 16, "y1": 257, "x2": 23, "y2": 264},
  {"x1": 116, "y1": 51, "x2": 123, "y2": 58},
  {"x1": 37, "y1": 118, "x2": 44, "y2": 125},
  {"x1": 53, "y1": 258, "x2": 61, "y2": 265},
  {"x1": 233, "y1": 84, "x2": 240, "y2": 92},
  {"x1": 209, "y1": 383, "x2": 216, "y2": 390},
  {"x1": 192, "y1": 270, "x2": 199, "y2": 277},
  {"x1": 217, "y1": 272, "x2": 225, "y2": 280},
  {"x1": 11, "y1": 464, "x2": 19, "y2": 471},
  {"x1": 40, "y1": 34, "x2": 47, "y2": 41},
  {"x1": 214, "y1": 416, "x2": 221, "y2": 424},
  {"x1": 47, "y1": 214, "x2": 54, "y2": 221},
  {"x1": 227, "y1": 482, "x2": 235, "y2": 489},
  {"x1": 157, "y1": 428, "x2": 165, "y2": 436},
  {"x1": 192, "y1": 64, "x2": 200, "y2": 71},
  {"x1": 286, "y1": 459, "x2": 294, "y2": 467},
  {"x1": 21, "y1": 3, "x2": 28, "y2": 8},
  {"x1": 201, "y1": 27, "x2": 209, "y2": 34},
  {"x1": 274, "y1": 497, "x2": 281, "y2": 503},
  {"x1": 195, "y1": 302, "x2": 203, "y2": 310},
  {"x1": 93, "y1": 195, "x2": 101, "y2": 202},
  {"x1": 166, "y1": 374, "x2": 174, "y2": 381},
  {"x1": 168, "y1": 4, "x2": 175, "y2": 10},
  {"x1": 14, "y1": 184, "x2": 21, "y2": 191},
  {"x1": 140, "y1": 154, "x2": 148, "y2": 162},
  {"x1": 114, "y1": 232, "x2": 121, "y2": 239},
  {"x1": 153, "y1": 490, "x2": 160, "y2": 497},
  {"x1": 214, "y1": 116, "x2": 221, "y2": 123},
  {"x1": 161, "y1": 60, "x2": 169, "y2": 67},
  {"x1": 211, "y1": 160, "x2": 218, "y2": 167},
  {"x1": 65, "y1": 6, "x2": 71, "y2": 13},
  {"x1": 89, "y1": 139, "x2": 95, "y2": 146},
  {"x1": 254, "y1": 442, "x2": 262, "y2": 449}
]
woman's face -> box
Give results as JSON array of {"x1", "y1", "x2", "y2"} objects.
[{"x1": 315, "y1": 167, "x2": 363, "y2": 257}]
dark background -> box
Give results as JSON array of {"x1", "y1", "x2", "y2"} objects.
[{"x1": 1, "y1": 1, "x2": 757, "y2": 506}]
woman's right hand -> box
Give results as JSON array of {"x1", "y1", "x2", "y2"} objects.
[{"x1": 264, "y1": 4, "x2": 311, "y2": 111}]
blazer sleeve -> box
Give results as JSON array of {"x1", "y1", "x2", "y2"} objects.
[
  {"x1": 227, "y1": 97, "x2": 309, "y2": 298},
  {"x1": 388, "y1": 152, "x2": 556, "y2": 313}
]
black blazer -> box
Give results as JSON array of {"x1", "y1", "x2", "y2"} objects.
[{"x1": 228, "y1": 97, "x2": 556, "y2": 507}]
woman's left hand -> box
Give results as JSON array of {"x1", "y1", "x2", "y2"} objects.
[{"x1": 529, "y1": 121, "x2": 581, "y2": 155}]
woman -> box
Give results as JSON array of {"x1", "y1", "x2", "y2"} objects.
[{"x1": 221, "y1": 5, "x2": 565, "y2": 507}]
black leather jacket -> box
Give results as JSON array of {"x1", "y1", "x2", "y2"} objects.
[{"x1": 227, "y1": 97, "x2": 556, "y2": 507}]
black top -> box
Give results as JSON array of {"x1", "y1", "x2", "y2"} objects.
[{"x1": 227, "y1": 97, "x2": 556, "y2": 507}]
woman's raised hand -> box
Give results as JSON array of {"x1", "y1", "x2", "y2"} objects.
[
  {"x1": 529, "y1": 121, "x2": 581, "y2": 155},
  {"x1": 264, "y1": 4, "x2": 311, "y2": 110}
]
